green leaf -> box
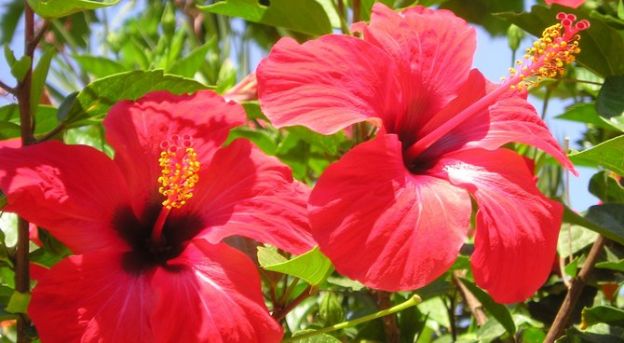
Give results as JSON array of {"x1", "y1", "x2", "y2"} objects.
[
  {"x1": 326, "y1": 276, "x2": 364, "y2": 291},
  {"x1": 442, "y1": 0, "x2": 523, "y2": 36},
  {"x1": 561, "y1": 324, "x2": 624, "y2": 342},
  {"x1": 0, "y1": 0, "x2": 24, "y2": 44},
  {"x1": 595, "y1": 259, "x2": 624, "y2": 272},
  {"x1": 169, "y1": 43, "x2": 212, "y2": 78},
  {"x1": 62, "y1": 70, "x2": 207, "y2": 127},
  {"x1": 10, "y1": 55, "x2": 31, "y2": 82},
  {"x1": 258, "y1": 246, "x2": 333, "y2": 286},
  {"x1": 228, "y1": 127, "x2": 277, "y2": 155},
  {"x1": 597, "y1": 76, "x2": 624, "y2": 118},
  {"x1": 498, "y1": 5, "x2": 624, "y2": 77},
  {"x1": 582, "y1": 306, "x2": 624, "y2": 328},
  {"x1": 563, "y1": 205, "x2": 624, "y2": 245},
  {"x1": 569, "y1": 135, "x2": 624, "y2": 175},
  {"x1": 216, "y1": 60, "x2": 237, "y2": 94},
  {"x1": 564, "y1": 256, "x2": 580, "y2": 278},
  {"x1": 30, "y1": 48, "x2": 55, "y2": 115},
  {"x1": 199, "y1": 0, "x2": 332, "y2": 36},
  {"x1": 556, "y1": 103, "x2": 623, "y2": 132},
  {"x1": 319, "y1": 292, "x2": 344, "y2": 325},
  {"x1": 74, "y1": 55, "x2": 127, "y2": 78},
  {"x1": 458, "y1": 278, "x2": 516, "y2": 336},
  {"x1": 619, "y1": 0, "x2": 624, "y2": 20},
  {"x1": 589, "y1": 171, "x2": 624, "y2": 203},
  {"x1": 557, "y1": 224, "x2": 599, "y2": 258},
  {"x1": 5, "y1": 291, "x2": 30, "y2": 314},
  {"x1": 257, "y1": 246, "x2": 288, "y2": 266},
  {"x1": 27, "y1": 0, "x2": 120, "y2": 18},
  {"x1": 0, "y1": 121, "x2": 21, "y2": 139},
  {"x1": 477, "y1": 319, "x2": 507, "y2": 341},
  {"x1": 585, "y1": 204, "x2": 624, "y2": 244},
  {"x1": 290, "y1": 331, "x2": 341, "y2": 343}
]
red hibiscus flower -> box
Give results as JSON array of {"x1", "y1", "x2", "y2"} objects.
[
  {"x1": 545, "y1": 0, "x2": 585, "y2": 9},
  {"x1": 257, "y1": 4, "x2": 588, "y2": 303},
  {"x1": 0, "y1": 90, "x2": 314, "y2": 342}
]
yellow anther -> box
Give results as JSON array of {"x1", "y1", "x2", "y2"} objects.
[
  {"x1": 158, "y1": 136, "x2": 201, "y2": 209},
  {"x1": 505, "y1": 13, "x2": 589, "y2": 91}
]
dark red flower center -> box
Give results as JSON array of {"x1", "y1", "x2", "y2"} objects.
[
  {"x1": 112, "y1": 134, "x2": 204, "y2": 274},
  {"x1": 112, "y1": 205, "x2": 205, "y2": 274}
]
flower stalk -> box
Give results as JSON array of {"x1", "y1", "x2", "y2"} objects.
[{"x1": 284, "y1": 294, "x2": 421, "y2": 341}]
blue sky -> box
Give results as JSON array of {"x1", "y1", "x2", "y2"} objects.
[{"x1": 0, "y1": 0, "x2": 598, "y2": 210}]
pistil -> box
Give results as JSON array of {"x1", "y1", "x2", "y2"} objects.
[
  {"x1": 404, "y1": 13, "x2": 589, "y2": 160},
  {"x1": 151, "y1": 134, "x2": 200, "y2": 242}
]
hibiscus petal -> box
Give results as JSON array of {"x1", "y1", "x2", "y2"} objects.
[
  {"x1": 189, "y1": 139, "x2": 314, "y2": 254},
  {"x1": 257, "y1": 35, "x2": 402, "y2": 134},
  {"x1": 151, "y1": 240, "x2": 282, "y2": 343},
  {"x1": 0, "y1": 141, "x2": 130, "y2": 253},
  {"x1": 353, "y1": 3, "x2": 475, "y2": 138},
  {"x1": 104, "y1": 90, "x2": 246, "y2": 210},
  {"x1": 432, "y1": 148, "x2": 561, "y2": 303},
  {"x1": 310, "y1": 134, "x2": 471, "y2": 290},
  {"x1": 420, "y1": 69, "x2": 574, "y2": 172},
  {"x1": 29, "y1": 251, "x2": 154, "y2": 342}
]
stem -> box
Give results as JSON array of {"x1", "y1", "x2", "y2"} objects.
[
  {"x1": 446, "y1": 294, "x2": 457, "y2": 342},
  {"x1": 284, "y1": 295, "x2": 421, "y2": 342},
  {"x1": 352, "y1": 0, "x2": 361, "y2": 23},
  {"x1": 563, "y1": 78, "x2": 603, "y2": 86},
  {"x1": 36, "y1": 123, "x2": 66, "y2": 142},
  {"x1": 541, "y1": 86, "x2": 552, "y2": 120},
  {"x1": 273, "y1": 286, "x2": 316, "y2": 321},
  {"x1": 453, "y1": 271, "x2": 487, "y2": 326},
  {"x1": 14, "y1": 3, "x2": 39, "y2": 342},
  {"x1": 374, "y1": 291, "x2": 400, "y2": 343},
  {"x1": 279, "y1": 277, "x2": 300, "y2": 305},
  {"x1": 544, "y1": 236, "x2": 606, "y2": 342}
]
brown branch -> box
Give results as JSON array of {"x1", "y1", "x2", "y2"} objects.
[
  {"x1": 352, "y1": 0, "x2": 361, "y2": 24},
  {"x1": 453, "y1": 271, "x2": 487, "y2": 326},
  {"x1": 544, "y1": 236, "x2": 606, "y2": 343},
  {"x1": 0, "y1": 80, "x2": 16, "y2": 95},
  {"x1": 374, "y1": 291, "x2": 400, "y2": 343},
  {"x1": 14, "y1": 2, "x2": 42, "y2": 342}
]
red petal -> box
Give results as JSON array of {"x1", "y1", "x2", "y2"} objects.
[
  {"x1": 353, "y1": 3, "x2": 476, "y2": 139},
  {"x1": 257, "y1": 35, "x2": 401, "y2": 134},
  {"x1": 189, "y1": 139, "x2": 314, "y2": 254},
  {"x1": 545, "y1": 0, "x2": 585, "y2": 8},
  {"x1": 104, "y1": 90, "x2": 246, "y2": 210},
  {"x1": 29, "y1": 252, "x2": 154, "y2": 342},
  {"x1": 310, "y1": 134, "x2": 471, "y2": 290},
  {"x1": 432, "y1": 148, "x2": 561, "y2": 303},
  {"x1": 0, "y1": 142, "x2": 130, "y2": 253},
  {"x1": 420, "y1": 69, "x2": 574, "y2": 172},
  {"x1": 151, "y1": 240, "x2": 282, "y2": 343}
]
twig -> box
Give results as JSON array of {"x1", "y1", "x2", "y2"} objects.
[
  {"x1": 544, "y1": 236, "x2": 606, "y2": 342},
  {"x1": 36, "y1": 123, "x2": 66, "y2": 142},
  {"x1": 374, "y1": 291, "x2": 400, "y2": 343},
  {"x1": 273, "y1": 286, "x2": 316, "y2": 321},
  {"x1": 0, "y1": 80, "x2": 16, "y2": 95},
  {"x1": 352, "y1": 0, "x2": 361, "y2": 23},
  {"x1": 453, "y1": 271, "x2": 487, "y2": 326}
]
